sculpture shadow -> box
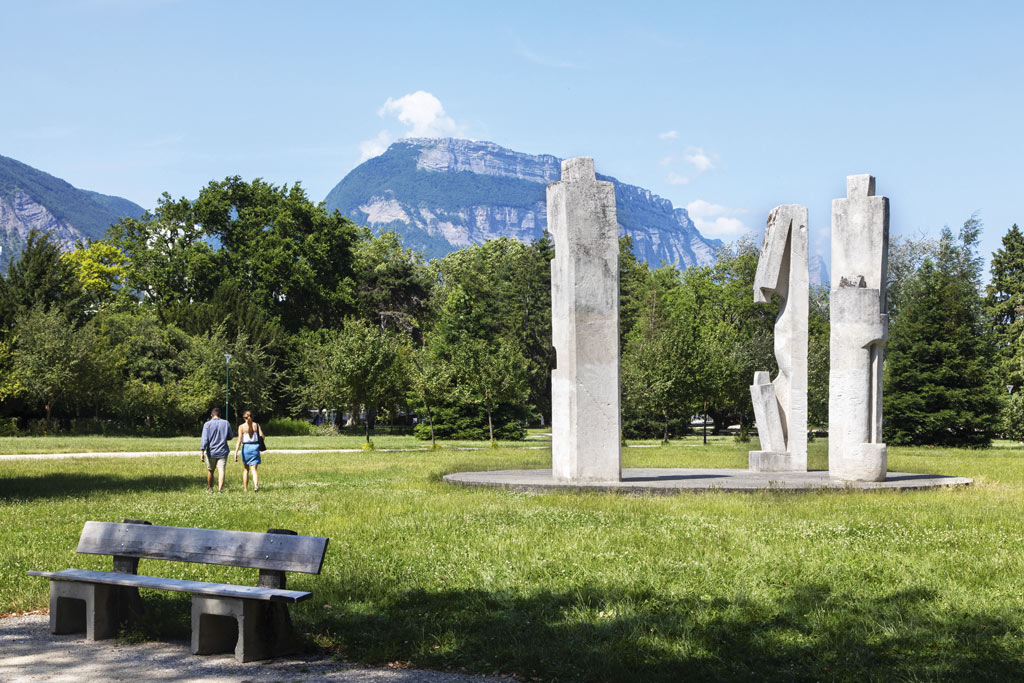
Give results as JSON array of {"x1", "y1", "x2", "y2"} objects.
[
  {"x1": 624, "y1": 474, "x2": 721, "y2": 482},
  {"x1": 0, "y1": 473, "x2": 196, "y2": 501},
  {"x1": 304, "y1": 580, "x2": 1022, "y2": 682}
]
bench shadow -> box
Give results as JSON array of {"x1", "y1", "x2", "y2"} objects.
[
  {"x1": 0, "y1": 474, "x2": 196, "y2": 501},
  {"x1": 303, "y1": 580, "x2": 1022, "y2": 682}
]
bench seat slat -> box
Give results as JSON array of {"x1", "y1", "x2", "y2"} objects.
[
  {"x1": 26, "y1": 569, "x2": 312, "y2": 603},
  {"x1": 76, "y1": 522, "x2": 328, "y2": 574}
]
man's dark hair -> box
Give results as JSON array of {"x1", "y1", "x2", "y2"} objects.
[{"x1": 211, "y1": 407, "x2": 221, "y2": 417}]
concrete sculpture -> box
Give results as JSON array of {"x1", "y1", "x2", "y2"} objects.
[
  {"x1": 749, "y1": 205, "x2": 809, "y2": 473},
  {"x1": 829, "y1": 174, "x2": 889, "y2": 481},
  {"x1": 548, "y1": 157, "x2": 622, "y2": 483}
]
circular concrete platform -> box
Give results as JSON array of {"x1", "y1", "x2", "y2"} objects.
[{"x1": 442, "y1": 468, "x2": 973, "y2": 494}]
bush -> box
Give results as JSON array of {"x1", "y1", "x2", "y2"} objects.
[
  {"x1": 0, "y1": 418, "x2": 17, "y2": 436},
  {"x1": 413, "y1": 401, "x2": 527, "y2": 441},
  {"x1": 622, "y1": 414, "x2": 694, "y2": 440},
  {"x1": 263, "y1": 417, "x2": 313, "y2": 436}
]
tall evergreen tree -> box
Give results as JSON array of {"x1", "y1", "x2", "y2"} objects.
[
  {"x1": 985, "y1": 224, "x2": 1024, "y2": 391},
  {"x1": 884, "y1": 218, "x2": 1001, "y2": 446}
]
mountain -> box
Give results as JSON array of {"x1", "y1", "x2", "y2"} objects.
[
  {"x1": 325, "y1": 138, "x2": 722, "y2": 267},
  {"x1": 0, "y1": 154, "x2": 146, "y2": 272}
]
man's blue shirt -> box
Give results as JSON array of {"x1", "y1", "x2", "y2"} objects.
[{"x1": 200, "y1": 417, "x2": 232, "y2": 457}]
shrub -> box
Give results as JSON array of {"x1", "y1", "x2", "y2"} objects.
[{"x1": 263, "y1": 417, "x2": 313, "y2": 436}]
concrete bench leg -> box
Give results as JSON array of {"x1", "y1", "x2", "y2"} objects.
[
  {"x1": 192, "y1": 596, "x2": 293, "y2": 662},
  {"x1": 49, "y1": 581, "x2": 119, "y2": 640}
]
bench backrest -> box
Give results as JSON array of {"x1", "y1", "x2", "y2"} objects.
[{"x1": 76, "y1": 521, "x2": 329, "y2": 574}]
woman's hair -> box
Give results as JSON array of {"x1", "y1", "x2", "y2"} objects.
[{"x1": 243, "y1": 411, "x2": 254, "y2": 436}]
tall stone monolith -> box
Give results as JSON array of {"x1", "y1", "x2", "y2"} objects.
[
  {"x1": 749, "y1": 205, "x2": 809, "y2": 472},
  {"x1": 829, "y1": 174, "x2": 889, "y2": 482},
  {"x1": 548, "y1": 157, "x2": 621, "y2": 483}
]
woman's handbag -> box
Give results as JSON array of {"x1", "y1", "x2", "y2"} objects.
[{"x1": 257, "y1": 424, "x2": 267, "y2": 452}]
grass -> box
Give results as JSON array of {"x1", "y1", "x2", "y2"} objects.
[
  {"x1": 0, "y1": 432, "x2": 542, "y2": 454},
  {"x1": 2, "y1": 434, "x2": 1024, "y2": 681}
]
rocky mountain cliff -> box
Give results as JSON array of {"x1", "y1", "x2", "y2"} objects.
[
  {"x1": 0, "y1": 154, "x2": 145, "y2": 272},
  {"x1": 325, "y1": 138, "x2": 722, "y2": 267}
]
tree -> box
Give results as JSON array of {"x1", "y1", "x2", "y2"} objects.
[
  {"x1": 106, "y1": 194, "x2": 222, "y2": 324},
  {"x1": 332, "y1": 318, "x2": 405, "y2": 443},
  {"x1": 7, "y1": 306, "x2": 99, "y2": 428},
  {"x1": 193, "y1": 177, "x2": 361, "y2": 332},
  {"x1": 453, "y1": 335, "x2": 529, "y2": 443},
  {"x1": 884, "y1": 219, "x2": 1001, "y2": 446},
  {"x1": 431, "y1": 237, "x2": 553, "y2": 424},
  {"x1": 0, "y1": 230, "x2": 85, "y2": 328},
  {"x1": 62, "y1": 241, "x2": 129, "y2": 311},
  {"x1": 684, "y1": 239, "x2": 777, "y2": 441},
  {"x1": 353, "y1": 229, "x2": 431, "y2": 336},
  {"x1": 886, "y1": 233, "x2": 939, "y2": 325},
  {"x1": 985, "y1": 224, "x2": 1024, "y2": 392},
  {"x1": 621, "y1": 266, "x2": 695, "y2": 441},
  {"x1": 404, "y1": 337, "x2": 457, "y2": 448},
  {"x1": 807, "y1": 285, "x2": 830, "y2": 430}
]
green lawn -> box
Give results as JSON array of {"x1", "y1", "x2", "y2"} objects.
[
  {"x1": 0, "y1": 433, "x2": 544, "y2": 454},
  {"x1": 2, "y1": 436, "x2": 1023, "y2": 681}
]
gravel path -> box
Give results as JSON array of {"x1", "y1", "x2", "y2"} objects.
[{"x1": 0, "y1": 615, "x2": 512, "y2": 682}]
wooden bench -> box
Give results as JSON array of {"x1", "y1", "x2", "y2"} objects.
[{"x1": 28, "y1": 520, "x2": 329, "y2": 662}]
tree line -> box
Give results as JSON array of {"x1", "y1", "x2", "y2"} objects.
[{"x1": 0, "y1": 176, "x2": 1017, "y2": 447}]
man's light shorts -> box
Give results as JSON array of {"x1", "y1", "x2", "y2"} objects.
[{"x1": 206, "y1": 456, "x2": 227, "y2": 472}]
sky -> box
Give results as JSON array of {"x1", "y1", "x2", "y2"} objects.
[{"x1": 2, "y1": 0, "x2": 1022, "y2": 271}]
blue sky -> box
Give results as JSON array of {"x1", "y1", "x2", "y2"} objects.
[{"x1": 2, "y1": 0, "x2": 1022, "y2": 270}]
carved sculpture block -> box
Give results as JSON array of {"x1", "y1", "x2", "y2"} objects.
[
  {"x1": 548, "y1": 157, "x2": 621, "y2": 483},
  {"x1": 829, "y1": 175, "x2": 889, "y2": 482},
  {"x1": 749, "y1": 205, "x2": 809, "y2": 473}
]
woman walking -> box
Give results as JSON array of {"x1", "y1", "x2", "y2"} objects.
[{"x1": 234, "y1": 410, "x2": 265, "y2": 492}]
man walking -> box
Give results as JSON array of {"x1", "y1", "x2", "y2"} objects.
[{"x1": 200, "y1": 407, "x2": 232, "y2": 492}]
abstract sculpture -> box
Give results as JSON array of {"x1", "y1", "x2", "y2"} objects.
[
  {"x1": 548, "y1": 157, "x2": 622, "y2": 483},
  {"x1": 749, "y1": 205, "x2": 809, "y2": 473},
  {"x1": 829, "y1": 174, "x2": 889, "y2": 481}
]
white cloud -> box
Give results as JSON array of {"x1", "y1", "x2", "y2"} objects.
[
  {"x1": 684, "y1": 148, "x2": 715, "y2": 173},
  {"x1": 358, "y1": 130, "x2": 392, "y2": 162},
  {"x1": 378, "y1": 91, "x2": 460, "y2": 138},
  {"x1": 685, "y1": 200, "x2": 751, "y2": 239},
  {"x1": 358, "y1": 90, "x2": 466, "y2": 162},
  {"x1": 659, "y1": 130, "x2": 679, "y2": 140},
  {"x1": 659, "y1": 145, "x2": 717, "y2": 185}
]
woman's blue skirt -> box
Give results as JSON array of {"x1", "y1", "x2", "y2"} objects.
[{"x1": 241, "y1": 442, "x2": 261, "y2": 466}]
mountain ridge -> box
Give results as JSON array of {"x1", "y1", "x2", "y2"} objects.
[
  {"x1": 0, "y1": 154, "x2": 145, "y2": 272},
  {"x1": 325, "y1": 138, "x2": 722, "y2": 268}
]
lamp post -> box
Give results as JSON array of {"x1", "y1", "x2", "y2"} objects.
[{"x1": 224, "y1": 354, "x2": 232, "y2": 422}]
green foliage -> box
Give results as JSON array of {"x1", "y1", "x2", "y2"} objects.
[
  {"x1": 884, "y1": 219, "x2": 1001, "y2": 446},
  {"x1": 260, "y1": 417, "x2": 311, "y2": 438},
  {"x1": 985, "y1": 224, "x2": 1024, "y2": 391},
  {"x1": 6, "y1": 306, "x2": 103, "y2": 424},
  {"x1": 61, "y1": 241, "x2": 128, "y2": 310},
  {"x1": 1002, "y1": 392, "x2": 1024, "y2": 442},
  {"x1": 807, "y1": 285, "x2": 830, "y2": 429},
  {"x1": 1, "y1": 230, "x2": 86, "y2": 327},
  {"x1": 621, "y1": 266, "x2": 696, "y2": 441},
  {"x1": 353, "y1": 229, "x2": 432, "y2": 336}
]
